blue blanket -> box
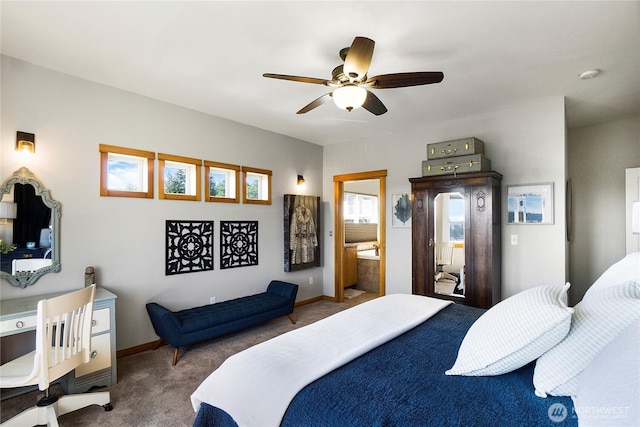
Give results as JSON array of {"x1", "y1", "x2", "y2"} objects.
[{"x1": 193, "y1": 303, "x2": 578, "y2": 426}]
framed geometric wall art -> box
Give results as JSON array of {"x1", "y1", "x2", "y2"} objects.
[
  {"x1": 165, "y1": 220, "x2": 214, "y2": 275},
  {"x1": 284, "y1": 194, "x2": 321, "y2": 272},
  {"x1": 220, "y1": 221, "x2": 259, "y2": 269}
]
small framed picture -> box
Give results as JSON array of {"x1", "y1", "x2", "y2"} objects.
[
  {"x1": 507, "y1": 183, "x2": 554, "y2": 224},
  {"x1": 392, "y1": 193, "x2": 412, "y2": 227}
]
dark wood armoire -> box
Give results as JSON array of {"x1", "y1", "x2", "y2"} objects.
[{"x1": 409, "y1": 171, "x2": 502, "y2": 309}]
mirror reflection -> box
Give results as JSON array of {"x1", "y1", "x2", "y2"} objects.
[
  {"x1": 0, "y1": 167, "x2": 61, "y2": 288},
  {"x1": 434, "y1": 192, "x2": 465, "y2": 298}
]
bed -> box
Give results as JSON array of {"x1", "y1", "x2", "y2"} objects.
[{"x1": 191, "y1": 253, "x2": 640, "y2": 427}]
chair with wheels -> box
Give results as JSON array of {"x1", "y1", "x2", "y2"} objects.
[
  {"x1": 0, "y1": 284, "x2": 112, "y2": 426},
  {"x1": 435, "y1": 241, "x2": 458, "y2": 282}
]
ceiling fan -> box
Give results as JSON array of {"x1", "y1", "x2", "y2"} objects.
[{"x1": 263, "y1": 36, "x2": 444, "y2": 116}]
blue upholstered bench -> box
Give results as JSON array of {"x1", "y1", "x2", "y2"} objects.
[{"x1": 146, "y1": 280, "x2": 298, "y2": 365}]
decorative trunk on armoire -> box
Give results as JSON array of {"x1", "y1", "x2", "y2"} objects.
[{"x1": 409, "y1": 171, "x2": 502, "y2": 309}]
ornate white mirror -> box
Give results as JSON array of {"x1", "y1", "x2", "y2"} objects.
[{"x1": 0, "y1": 167, "x2": 61, "y2": 288}]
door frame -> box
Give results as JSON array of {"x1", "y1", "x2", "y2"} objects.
[{"x1": 333, "y1": 170, "x2": 387, "y2": 302}]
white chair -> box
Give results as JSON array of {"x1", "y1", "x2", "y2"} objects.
[
  {"x1": 435, "y1": 241, "x2": 457, "y2": 282},
  {"x1": 0, "y1": 285, "x2": 112, "y2": 426},
  {"x1": 11, "y1": 258, "x2": 53, "y2": 275}
]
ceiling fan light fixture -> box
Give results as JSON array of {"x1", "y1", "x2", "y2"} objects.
[
  {"x1": 332, "y1": 85, "x2": 367, "y2": 112},
  {"x1": 263, "y1": 36, "x2": 444, "y2": 115}
]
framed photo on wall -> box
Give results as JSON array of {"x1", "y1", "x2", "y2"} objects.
[
  {"x1": 507, "y1": 183, "x2": 554, "y2": 224},
  {"x1": 284, "y1": 194, "x2": 321, "y2": 272}
]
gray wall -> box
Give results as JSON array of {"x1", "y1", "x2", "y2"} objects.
[
  {"x1": 323, "y1": 97, "x2": 569, "y2": 300},
  {"x1": 1, "y1": 56, "x2": 324, "y2": 350},
  {"x1": 567, "y1": 117, "x2": 640, "y2": 302}
]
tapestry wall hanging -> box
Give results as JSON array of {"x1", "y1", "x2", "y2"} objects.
[
  {"x1": 220, "y1": 221, "x2": 259, "y2": 269},
  {"x1": 284, "y1": 194, "x2": 321, "y2": 272},
  {"x1": 166, "y1": 220, "x2": 214, "y2": 275}
]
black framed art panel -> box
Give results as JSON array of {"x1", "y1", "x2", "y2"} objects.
[{"x1": 284, "y1": 194, "x2": 321, "y2": 272}]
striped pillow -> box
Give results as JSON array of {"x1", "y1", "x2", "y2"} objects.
[
  {"x1": 445, "y1": 283, "x2": 573, "y2": 376},
  {"x1": 584, "y1": 252, "x2": 640, "y2": 298},
  {"x1": 533, "y1": 281, "x2": 640, "y2": 397}
]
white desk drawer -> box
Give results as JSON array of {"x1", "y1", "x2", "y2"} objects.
[
  {"x1": 75, "y1": 333, "x2": 111, "y2": 377},
  {"x1": 91, "y1": 308, "x2": 110, "y2": 334},
  {"x1": 0, "y1": 314, "x2": 37, "y2": 335}
]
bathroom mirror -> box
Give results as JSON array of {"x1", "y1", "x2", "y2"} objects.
[
  {"x1": 433, "y1": 192, "x2": 465, "y2": 298},
  {"x1": 0, "y1": 167, "x2": 61, "y2": 288}
]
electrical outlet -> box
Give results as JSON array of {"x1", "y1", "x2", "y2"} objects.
[
  {"x1": 511, "y1": 235, "x2": 518, "y2": 245},
  {"x1": 210, "y1": 296, "x2": 216, "y2": 304},
  {"x1": 309, "y1": 277, "x2": 313, "y2": 285}
]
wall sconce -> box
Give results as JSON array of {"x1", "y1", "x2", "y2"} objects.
[
  {"x1": 297, "y1": 175, "x2": 305, "y2": 186},
  {"x1": 633, "y1": 201, "x2": 640, "y2": 234},
  {"x1": 16, "y1": 131, "x2": 35, "y2": 153}
]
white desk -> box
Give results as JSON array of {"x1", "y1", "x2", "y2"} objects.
[{"x1": 0, "y1": 287, "x2": 117, "y2": 394}]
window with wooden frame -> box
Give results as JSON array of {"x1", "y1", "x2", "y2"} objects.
[
  {"x1": 204, "y1": 161, "x2": 240, "y2": 203},
  {"x1": 158, "y1": 153, "x2": 202, "y2": 201},
  {"x1": 99, "y1": 144, "x2": 155, "y2": 198},
  {"x1": 344, "y1": 192, "x2": 379, "y2": 223},
  {"x1": 242, "y1": 166, "x2": 272, "y2": 205}
]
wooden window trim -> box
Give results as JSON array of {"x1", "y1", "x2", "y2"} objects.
[
  {"x1": 204, "y1": 161, "x2": 240, "y2": 203},
  {"x1": 99, "y1": 144, "x2": 155, "y2": 198},
  {"x1": 158, "y1": 153, "x2": 202, "y2": 201},
  {"x1": 242, "y1": 166, "x2": 272, "y2": 205}
]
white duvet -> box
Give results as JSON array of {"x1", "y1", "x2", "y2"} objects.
[{"x1": 190, "y1": 294, "x2": 452, "y2": 427}]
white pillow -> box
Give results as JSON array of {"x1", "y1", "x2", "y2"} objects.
[
  {"x1": 533, "y1": 281, "x2": 640, "y2": 397},
  {"x1": 574, "y1": 319, "x2": 639, "y2": 426},
  {"x1": 445, "y1": 283, "x2": 573, "y2": 376},
  {"x1": 584, "y1": 252, "x2": 640, "y2": 298}
]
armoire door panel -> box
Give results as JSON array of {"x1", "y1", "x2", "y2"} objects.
[{"x1": 409, "y1": 171, "x2": 502, "y2": 309}]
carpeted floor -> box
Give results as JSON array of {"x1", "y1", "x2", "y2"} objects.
[{"x1": 0, "y1": 298, "x2": 368, "y2": 426}]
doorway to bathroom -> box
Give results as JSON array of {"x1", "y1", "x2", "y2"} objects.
[{"x1": 333, "y1": 170, "x2": 387, "y2": 303}]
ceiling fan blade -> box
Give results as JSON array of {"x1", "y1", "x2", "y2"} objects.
[
  {"x1": 297, "y1": 93, "x2": 333, "y2": 114},
  {"x1": 343, "y1": 37, "x2": 375, "y2": 81},
  {"x1": 364, "y1": 72, "x2": 444, "y2": 89},
  {"x1": 263, "y1": 73, "x2": 329, "y2": 86},
  {"x1": 362, "y1": 90, "x2": 388, "y2": 116}
]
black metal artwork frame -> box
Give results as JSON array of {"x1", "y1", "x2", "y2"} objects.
[
  {"x1": 220, "y1": 221, "x2": 258, "y2": 269},
  {"x1": 165, "y1": 220, "x2": 214, "y2": 275}
]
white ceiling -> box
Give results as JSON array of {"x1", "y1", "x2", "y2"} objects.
[{"x1": 2, "y1": 1, "x2": 639, "y2": 146}]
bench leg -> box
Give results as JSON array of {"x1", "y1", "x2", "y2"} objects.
[
  {"x1": 172, "y1": 348, "x2": 180, "y2": 366},
  {"x1": 287, "y1": 314, "x2": 296, "y2": 324}
]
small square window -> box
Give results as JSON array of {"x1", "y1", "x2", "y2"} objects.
[
  {"x1": 158, "y1": 153, "x2": 202, "y2": 201},
  {"x1": 204, "y1": 161, "x2": 240, "y2": 203},
  {"x1": 99, "y1": 144, "x2": 155, "y2": 198},
  {"x1": 242, "y1": 166, "x2": 272, "y2": 205}
]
